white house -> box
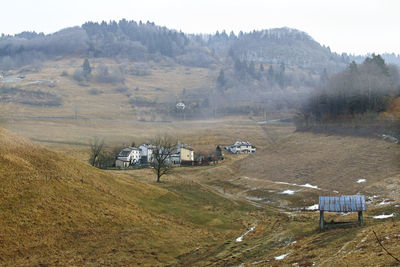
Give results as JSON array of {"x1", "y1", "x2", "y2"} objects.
[
  {"x1": 225, "y1": 141, "x2": 256, "y2": 154},
  {"x1": 115, "y1": 147, "x2": 140, "y2": 168},
  {"x1": 139, "y1": 144, "x2": 155, "y2": 163}
]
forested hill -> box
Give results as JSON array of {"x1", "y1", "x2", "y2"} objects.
[
  {"x1": 0, "y1": 19, "x2": 350, "y2": 70},
  {"x1": 208, "y1": 28, "x2": 347, "y2": 71}
]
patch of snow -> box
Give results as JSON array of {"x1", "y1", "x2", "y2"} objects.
[
  {"x1": 275, "y1": 181, "x2": 321, "y2": 190},
  {"x1": 236, "y1": 226, "x2": 256, "y2": 242},
  {"x1": 252, "y1": 259, "x2": 269, "y2": 265},
  {"x1": 373, "y1": 213, "x2": 395, "y2": 219},
  {"x1": 291, "y1": 241, "x2": 297, "y2": 244},
  {"x1": 333, "y1": 190, "x2": 339, "y2": 193},
  {"x1": 357, "y1": 179, "x2": 366, "y2": 183},
  {"x1": 395, "y1": 205, "x2": 400, "y2": 207},
  {"x1": 306, "y1": 204, "x2": 319, "y2": 210},
  {"x1": 280, "y1": 190, "x2": 295, "y2": 195},
  {"x1": 377, "y1": 200, "x2": 392, "y2": 206},
  {"x1": 300, "y1": 183, "x2": 320, "y2": 189},
  {"x1": 275, "y1": 181, "x2": 294, "y2": 186},
  {"x1": 274, "y1": 253, "x2": 289, "y2": 260},
  {"x1": 246, "y1": 196, "x2": 264, "y2": 201}
]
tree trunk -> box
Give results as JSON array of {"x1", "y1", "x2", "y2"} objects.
[{"x1": 157, "y1": 169, "x2": 161, "y2": 183}]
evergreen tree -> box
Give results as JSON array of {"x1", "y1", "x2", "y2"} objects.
[
  {"x1": 320, "y1": 68, "x2": 329, "y2": 84},
  {"x1": 248, "y1": 61, "x2": 256, "y2": 77},
  {"x1": 217, "y1": 69, "x2": 227, "y2": 88},
  {"x1": 82, "y1": 58, "x2": 92, "y2": 80}
]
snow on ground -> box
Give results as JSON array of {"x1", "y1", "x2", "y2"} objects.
[
  {"x1": 252, "y1": 259, "x2": 269, "y2": 265},
  {"x1": 275, "y1": 181, "x2": 293, "y2": 186},
  {"x1": 373, "y1": 213, "x2": 395, "y2": 219},
  {"x1": 236, "y1": 226, "x2": 256, "y2": 242},
  {"x1": 300, "y1": 183, "x2": 320, "y2": 189},
  {"x1": 275, "y1": 181, "x2": 320, "y2": 190},
  {"x1": 280, "y1": 190, "x2": 296, "y2": 195},
  {"x1": 377, "y1": 200, "x2": 392, "y2": 206},
  {"x1": 306, "y1": 204, "x2": 319, "y2": 210},
  {"x1": 274, "y1": 253, "x2": 289, "y2": 260},
  {"x1": 357, "y1": 179, "x2": 366, "y2": 183}
]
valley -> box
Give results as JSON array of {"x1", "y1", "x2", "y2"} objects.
[{"x1": 1, "y1": 114, "x2": 399, "y2": 266}]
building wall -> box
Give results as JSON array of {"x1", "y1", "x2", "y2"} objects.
[
  {"x1": 116, "y1": 160, "x2": 129, "y2": 168},
  {"x1": 180, "y1": 148, "x2": 194, "y2": 161}
]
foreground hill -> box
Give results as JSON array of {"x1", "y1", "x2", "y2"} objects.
[{"x1": 0, "y1": 127, "x2": 253, "y2": 265}]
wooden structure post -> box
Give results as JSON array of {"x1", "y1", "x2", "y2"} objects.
[
  {"x1": 358, "y1": 211, "x2": 363, "y2": 226},
  {"x1": 319, "y1": 211, "x2": 324, "y2": 230}
]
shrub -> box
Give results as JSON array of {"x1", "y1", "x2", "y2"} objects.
[
  {"x1": 95, "y1": 65, "x2": 125, "y2": 84},
  {"x1": 73, "y1": 69, "x2": 85, "y2": 82},
  {"x1": 60, "y1": 70, "x2": 69, "y2": 77},
  {"x1": 88, "y1": 88, "x2": 103, "y2": 95}
]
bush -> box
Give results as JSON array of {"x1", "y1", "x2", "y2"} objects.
[
  {"x1": 95, "y1": 65, "x2": 125, "y2": 84},
  {"x1": 88, "y1": 88, "x2": 103, "y2": 95},
  {"x1": 73, "y1": 68, "x2": 84, "y2": 82},
  {"x1": 60, "y1": 70, "x2": 69, "y2": 76}
]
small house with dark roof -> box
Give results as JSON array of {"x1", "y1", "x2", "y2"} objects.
[
  {"x1": 319, "y1": 195, "x2": 366, "y2": 230},
  {"x1": 115, "y1": 147, "x2": 140, "y2": 168}
]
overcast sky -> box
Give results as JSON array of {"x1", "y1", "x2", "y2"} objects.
[{"x1": 1, "y1": 0, "x2": 399, "y2": 55}]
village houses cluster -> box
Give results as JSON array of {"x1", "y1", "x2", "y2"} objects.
[{"x1": 115, "y1": 141, "x2": 256, "y2": 169}]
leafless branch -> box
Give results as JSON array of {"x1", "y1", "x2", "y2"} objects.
[{"x1": 373, "y1": 229, "x2": 400, "y2": 263}]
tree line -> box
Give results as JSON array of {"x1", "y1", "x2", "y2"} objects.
[{"x1": 296, "y1": 54, "x2": 400, "y2": 129}]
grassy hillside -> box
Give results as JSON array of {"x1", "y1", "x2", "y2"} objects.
[
  {"x1": 0, "y1": 58, "x2": 214, "y2": 120},
  {"x1": 238, "y1": 132, "x2": 400, "y2": 195},
  {"x1": 1, "y1": 123, "x2": 400, "y2": 266},
  {"x1": 0, "y1": 127, "x2": 254, "y2": 265}
]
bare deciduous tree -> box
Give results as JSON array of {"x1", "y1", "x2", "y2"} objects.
[
  {"x1": 89, "y1": 137, "x2": 104, "y2": 167},
  {"x1": 150, "y1": 135, "x2": 177, "y2": 183}
]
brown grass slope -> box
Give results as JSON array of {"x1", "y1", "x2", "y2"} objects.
[
  {"x1": 0, "y1": 127, "x2": 250, "y2": 265},
  {"x1": 238, "y1": 132, "x2": 400, "y2": 195}
]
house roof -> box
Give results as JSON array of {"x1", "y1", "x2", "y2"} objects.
[
  {"x1": 231, "y1": 141, "x2": 256, "y2": 147},
  {"x1": 180, "y1": 144, "x2": 194, "y2": 151},
  {"x1": 118, "y1": 150, "x2": 132, "y2": 157},
  {"x1": 319, "y1": 195, "x2": 366, "y2": 212},
  {"x1": 139, "y1": 144, "x2": 155, "y2": 149}
]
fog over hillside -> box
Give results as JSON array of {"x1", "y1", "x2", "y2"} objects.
[{"x1": 1, "y1": 19, "x2": 399, "y2": 119}]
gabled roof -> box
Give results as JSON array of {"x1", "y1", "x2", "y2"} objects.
[
  {"x1": 319, "y1": 195, "x2": 366, "y2": 212},
  {"x1": 118, "y1": 150, "x2": 132, "y2": 157}
]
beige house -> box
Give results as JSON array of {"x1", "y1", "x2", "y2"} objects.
[{"x1": 180, "y1": 146, "x2": 194, "y2": 162}]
